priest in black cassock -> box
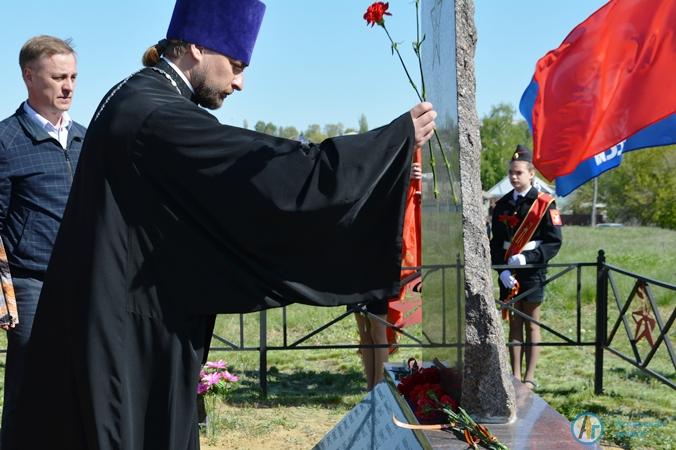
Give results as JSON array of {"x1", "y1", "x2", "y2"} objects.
[{"x1": 11, "y1": 1, "x2": 437, "y2": 449}]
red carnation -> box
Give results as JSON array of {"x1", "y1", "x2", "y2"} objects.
[
  {"x1": 440, "y1": 394, "x2": 459, "y2": 412},
  {"x1": 498, "y1": 213, "x2": 519, "y2": 228},
  {"x1": 363, "y1": 2, "x2": 391, "y2": 27}
]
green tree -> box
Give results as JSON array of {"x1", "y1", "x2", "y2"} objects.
[
  {"x1": 566, "y1": 182, "x2": 594, "y2": 214},
  {"x1": 323, "y1": 123, "x2": 344, "y2": 138},
  {"x1": 479, "y1": 103, "x2": 531, "y2": 190},
  {"x1": 242, "y1": 119, "x2": 249, "y2": 130},
  {"x1": 254, "y1": 120, "x2": 266, "y2": 133},
  {"x1": 566, "y1": 146, "x2": 675, "y2": 229},
  {"x1": 304, "y1": 124, "x2": 326, "y2": 143},
  {"x1": 358, "y1": 114, "x2": 369, "y2": 133},
  {"x1": 279, "y1": 126, "x2": 299, "y2": 140},
  {"x1": 263, "y1": 122, "x2": 277, "y2": 136},
  {"x1": 602, "y1": 146, "x2": 676, "y2": 228}
]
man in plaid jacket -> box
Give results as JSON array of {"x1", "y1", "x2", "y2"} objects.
[{"x1": 0, "y1": 35, "x2": 85, "y2": 447}]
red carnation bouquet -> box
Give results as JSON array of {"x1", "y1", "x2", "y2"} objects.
[
  {"x1": 395, "y1": 359, "x2": 508, "y2": 449},
  {"x1": 396, "y1": 362, "x2": 460, "y2": 423}
]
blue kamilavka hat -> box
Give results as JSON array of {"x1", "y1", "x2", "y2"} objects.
[{"x1": 166, "y1": 0, "x2": 266, "y2": 66}]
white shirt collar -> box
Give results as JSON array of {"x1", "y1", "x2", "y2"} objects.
[
  {"x1": 162, "y1": 57, "x2": 194, "y2": 94},
  {"x1": 513, "y1": 186, "x2": 532, "y2": 201},
  {"x1": 23, "y1": 101, "x2": 71, "y2": 131},
  {"x1": 23, "y1": 101, "x2": 72, "y2": 149}
]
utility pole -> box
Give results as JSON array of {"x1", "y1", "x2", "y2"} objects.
[{"x1": 591, "y1": 177, "x2": 598, "y2": 226}]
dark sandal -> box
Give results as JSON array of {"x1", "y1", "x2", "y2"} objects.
[{"x1": 523, "y1": 379, "x2": 538, "y2": 390}]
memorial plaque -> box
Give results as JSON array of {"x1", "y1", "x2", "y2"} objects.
[
  {"x1": 313, "y1": 378, "x2": 431, "y2": 450},
  {"x1": 419, "y1": 0, "x2": 464, "y2": 369}
]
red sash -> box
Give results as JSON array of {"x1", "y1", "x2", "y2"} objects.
[{"x1": 504, "y1": 192, "x2": 554, "y2": 261}]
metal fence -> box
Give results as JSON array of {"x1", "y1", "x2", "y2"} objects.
[
  {"x1": 2, "y1": 251, "x2": 672, "y2": 396},
  {"x1": 209, "y1": 250, "x2": 675, "y2": 395},
  {"x1": 596, "y1": 250, "x2": 675, "y2": 392}
]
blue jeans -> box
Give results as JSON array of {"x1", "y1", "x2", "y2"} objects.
[{"x1": 1, "y1": 276, "x2": 42, "y2": 446}]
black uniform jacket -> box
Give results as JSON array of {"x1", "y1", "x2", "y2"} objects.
[
  {"x1": 12, "y1": 60, "x2": 415, "y2": 450},
  {"x1": 489, "y1": 186, "x2": 562, "y2": 286}
]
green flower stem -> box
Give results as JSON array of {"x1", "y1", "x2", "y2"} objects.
[
  {"x1": 426, "y1": 141, "x2": 439, "y2": 198},
  {"x1": 412, "y1": 0, "x2": 458, "y2": 204},
  {"x1": 414, "y1": 0, "x2": 426, "y2": 101},
  {"x1": 441, "y1": 406, "x2": 509, "y2": 450},
  {"x1": 382, "y1": 25, "x2": 423, "y2": 102},
  {"x1": 381, "y1": 22, "x2": 458, "y2": 203},
  {"x1": 204, "y1": 394, "x2": 218, "y2": 440},
  {"x1": 433, "y1": 130, "x2": 459, "y2": 204},
  {"x1": 412, "y1": 1, "x2": 443, "y2": 199},
  {"x1": 381, "y1": 24, "x2": 440, "y2": 198}
]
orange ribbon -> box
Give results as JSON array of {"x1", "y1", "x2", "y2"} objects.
[{"x1": 501, "y1": 280, "x2": 520, "y2": 320}]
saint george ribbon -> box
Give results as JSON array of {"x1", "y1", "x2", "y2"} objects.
[{"x1": 0, "y1": 237, "x2": 18, "y2": 326}]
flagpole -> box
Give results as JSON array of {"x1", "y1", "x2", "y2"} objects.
[{"x1": 591, "y1": 177, "x2": 598, "y2": 227}]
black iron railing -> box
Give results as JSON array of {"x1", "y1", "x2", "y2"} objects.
[
  {"x1": 601, "y1": 253, "x2": 675, "y2": 391},
  {"x1": 1, "y1": 251, "x2": 671, "y2": 397},
  {"x1": 207, "y1": 250, "x2": 674, "y2": 396}
]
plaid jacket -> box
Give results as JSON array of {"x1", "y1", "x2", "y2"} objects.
[{"x1": 0, "y1": 104, "x2": 85, "y2": 273}]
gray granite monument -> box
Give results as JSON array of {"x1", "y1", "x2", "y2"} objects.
[
  {"x1": 420, "y1": 0, "x2": 515, "y2": 421},
  {"x1": 454, "y1": 0, "x2": 516, "y2": 421}
]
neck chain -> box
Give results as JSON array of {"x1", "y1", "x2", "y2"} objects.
[
  {"x1": 93, "y1": 66, "x2": 183, "y2": 122},
  {"x1": 149, "y1": 66, "x2": 182, "y2": 94}
]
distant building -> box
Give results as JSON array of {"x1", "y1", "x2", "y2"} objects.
[
  {"x1": 484, "y1": 176, "x2": 555, "y2": 199},
  {"x1": 482, "y1": 177, "x2": 607, "y2": 226}
]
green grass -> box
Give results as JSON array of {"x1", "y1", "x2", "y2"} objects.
[
  {"x1": 0, "y1": 226, "x2": 673, "y2": 449},
  {"x1": 530, "y1": 226, "x2": 676, "y2": 449},
  {"x1": 205, "y1": 226, "x2": 675, "y2": 449}
]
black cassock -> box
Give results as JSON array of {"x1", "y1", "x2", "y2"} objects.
[{"x1": 12, "y1": 60, "x2": 415, "y2": 450}]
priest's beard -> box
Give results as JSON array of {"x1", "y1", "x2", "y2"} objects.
[{"x1": 191, "y1": 68, "x2": 226, "y2": 110}]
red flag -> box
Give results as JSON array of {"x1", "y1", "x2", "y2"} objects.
[
  {"x1": 529, "y1": 0, "x2": 676, "y2": 180},
  {"x1": 387, "y1": 148, "x2": 422, "y2": 351}
]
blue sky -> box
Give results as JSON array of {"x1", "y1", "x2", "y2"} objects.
[{"x1": 1, "y1": 0, "x2": 606, "y2": 131}]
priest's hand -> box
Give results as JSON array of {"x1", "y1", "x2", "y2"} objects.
[{"x1": 410, "y1": 102, "x2": 436, "y2": 148}]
